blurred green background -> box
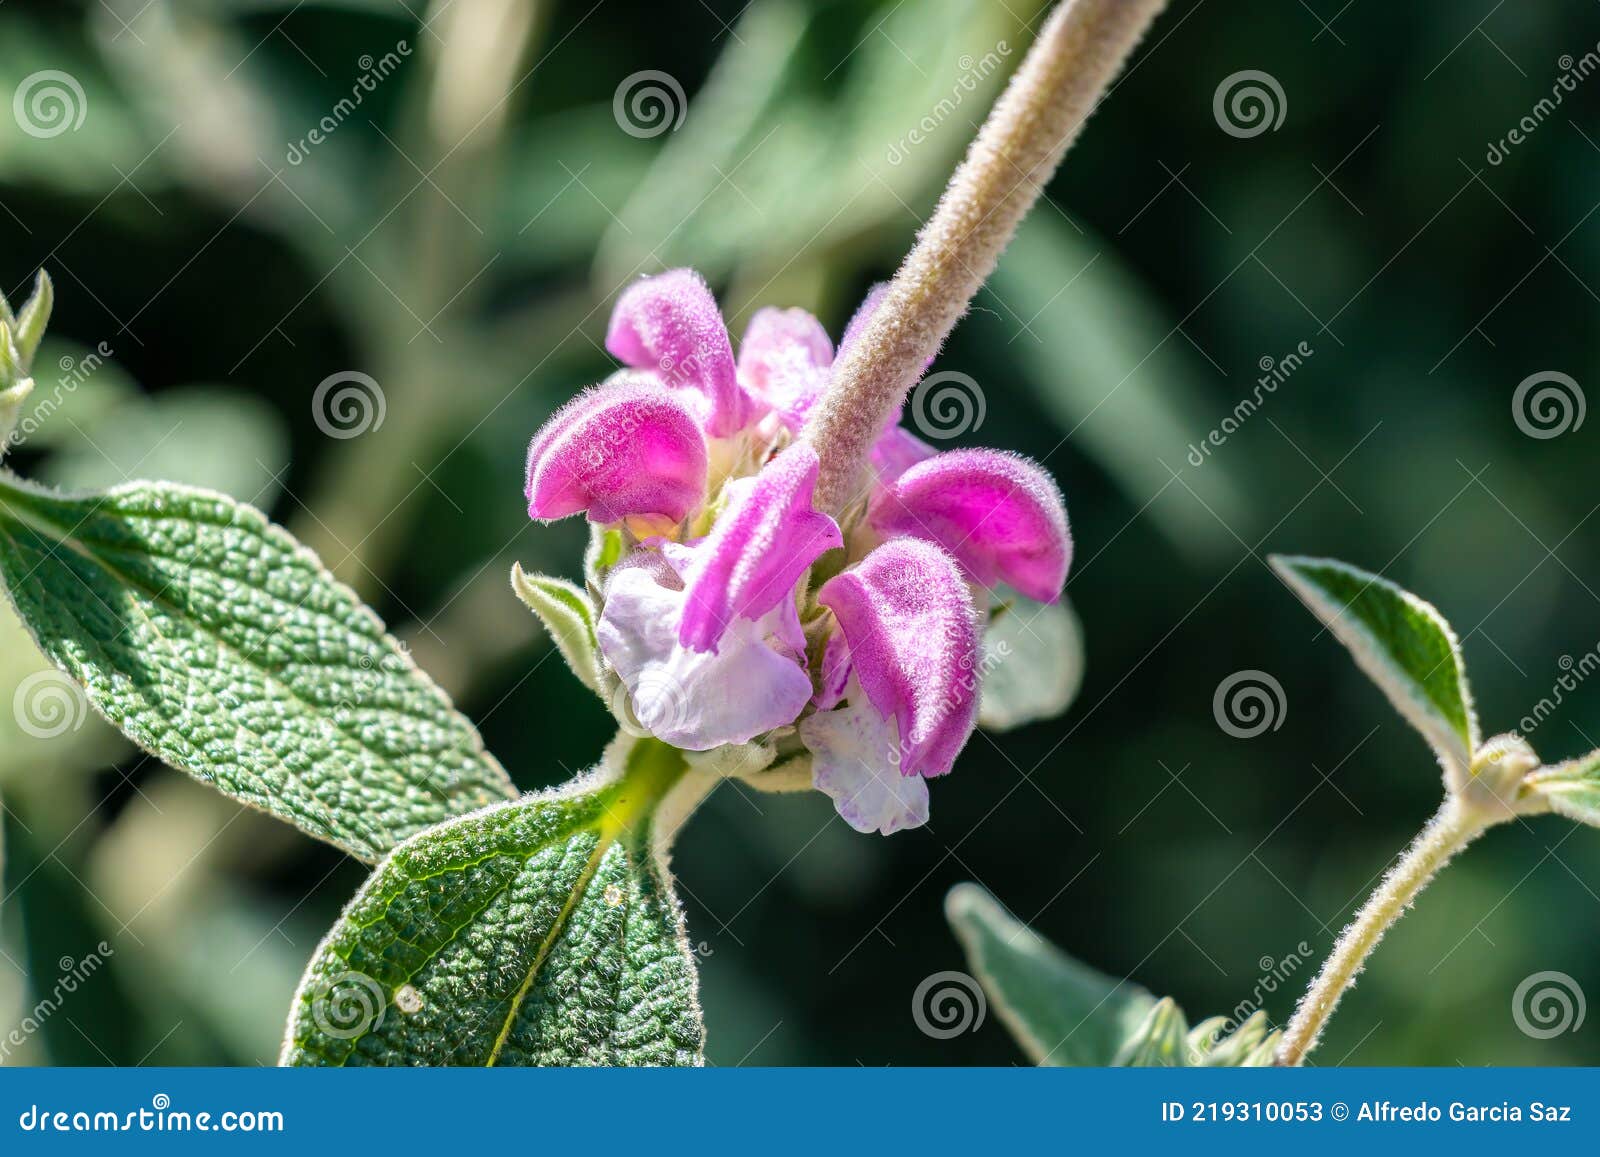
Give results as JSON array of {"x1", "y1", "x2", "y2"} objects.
[{"x1": 2, "y1": 0, "x2": 1599, "y2": 1066}]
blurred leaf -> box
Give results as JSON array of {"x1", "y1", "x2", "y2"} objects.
[
  {"x1": 0, "y1": 17, "x2": 159, "y2": 192},
  {"x1": 986, "y1": 213, "x2": 1246, "y2": 557},
  {"x1": 948, "y1": 883, "x2": 1280, "y2": 1067},
  {"x1": 946, "y1": 881, "x2": 1154, "y2": 1065},
  {"x1": 1272, "y1": 554, "x2": 1479, "y2": 778},
  {"x1": 283, "y1": 738, "x2": 704, "y2": 1067},
  {"x1": 39, "y1": 384, "x2": 290, "y2": 503},
  {"x1": 1528, "y1": 752, "x2": 1600, "y2": 829},
  {"x1": 0, "y1": 476, "x2": 518, "y2": 861},
  {"x1": 978, "y1": 594, "x2": 1084, "y2": 732}
]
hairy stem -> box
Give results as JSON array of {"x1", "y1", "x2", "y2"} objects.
[
  {"x1": 1277, "y1": 799, "x2": 1492, "y2": 1066},
  {"x1": 803, "y1": 0, "x2": 1168, "y2": 514}
]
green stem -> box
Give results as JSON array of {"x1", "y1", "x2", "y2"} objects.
[
  {"x1": 803, "y1": 0, "x2": 1168, "y2": 515},
  {"x1": 1276, "y1": 799, "x2": 1492, "y2": 1066}
]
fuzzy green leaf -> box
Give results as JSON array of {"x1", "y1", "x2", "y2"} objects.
[
  {"x1": 1271, "y1": 555, "x2": 1479, "y2": 777},
  {"x1": 0, "y1": 475, "x2": 516, "y2": 861},
  {"x1": 1527, "y1": 752, "x2": 1600, "y2": 828},
  {"x1": 946, "y1": 882, "x2": 1156, "y2": 1065},
  {"x1": 511, "y1": 564, "x2": 604, "y2": 697},
  {"x1": 12, "y1": 271, "x2": 52, "y2": 372},
  {"x1": 282, "y1": 738, "x2": 704, "y2": 1067}
]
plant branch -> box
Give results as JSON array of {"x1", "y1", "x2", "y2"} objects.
[
  {"x1": 1276, "y1": 799, "x2": 1492, "y2": 1066},
  {"x1": 802, "y1": 0, "x2": 1168, "y2": 514}
]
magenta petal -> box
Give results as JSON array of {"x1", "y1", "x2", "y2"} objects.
[
  {"x1": 816, "y1": 538, "x2": 980, "y2": 778},
  {"x1": 605, "y1": 269, "x2": 760, "y2": 437},
  {"x1": 870, "y1": 424, "x2": 937, "y2": 485},
  {"x1": 525, "y1": 377, "x2": 708, "y2": 524},
  {"x1": 679, "y1": 443, "x2": 843, "y2": 652},
  {"x1": 738, "y1": 307, "x2": 833, "y2": 428},
  {"x1": 869, "y1": 448, "x2": 1072, "y2": 603}
]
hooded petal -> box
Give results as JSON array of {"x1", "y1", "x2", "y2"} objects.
[
  {"x1": 737, "y1": 307, "x2": 832, "y2": 429},
  {"x1": 525, "y1": 375, "x2": 708, "y2": 524},
  {"x1": 869, "y1": 448, "x2": 1072, "y2": 603},
  {"x1": 815, "y1": 538, "x2": 980, "y2": 778},
  {"x1": 605, "y1": 269, "x2": 760, "y2": 437},
  {"x1": 869, "y1": 424, "x2": 937, "y2": 485},
  {"x1": 597, "y1": 553, "x2": 811, "y2": 750},
  {"x1": 679, "y1": 443, "x2": 843, "y2": 652},
  {"x1": 802, "y1": 687, "x2": 930, "y2": 836}
]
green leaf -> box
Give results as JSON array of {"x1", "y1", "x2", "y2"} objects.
[
  {"x1": 946, "y1": 882, "x2": 1156, "y2": 1065},
  {"x1": 0, "y1": 475, "x2": 517, "y2": 861},
  {"x1": 1527, "y1": 752, "x2": 1600, "y2": 828},
  {"x1": 282, "y1": 737, "x2": 705, "y2": 1066},
  {"x1": 511, "y1": 565, "x2": 604, "y2": 697},
  {"x1": 947, "y1": 883, "x2": 1281, "y2": 1067},
  {"x1": 12, "y1": 271, "x2": 52, "y2": 372},
  {"x1": 1271, "y1": 555, "x2": 1480, "y2": 779},
  {"x1": 978, "y1": 594, "x2": 1085, "y2": 732}
]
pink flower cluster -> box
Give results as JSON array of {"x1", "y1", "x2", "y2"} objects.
[{"x1": 525, "y1": 270, "x2": 1072, "y2": 834}]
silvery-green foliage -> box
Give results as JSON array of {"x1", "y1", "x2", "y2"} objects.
[
  {"x1": 283, "y1": 737, "x2": 704, "y2": 1066},
  {"x1": 0, "y1": 473, "x2": 516, "y2": 862},
  {"x1": 946, "y1": 883, "x2": 1278, "y2": 1067},
  {"x1": 978, "y1": 594, "x2": 1084, "y2": 732},
  {"x1": 511, "y1": 564, "x2": 605, "y2": 698}
]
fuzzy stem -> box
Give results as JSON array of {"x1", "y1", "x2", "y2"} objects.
[
  {"x1": 802, "y1": 0, "x2": 1168, "y2": 514},
  {"x1": 1276, "y1": 799, "x2": 1492, "y2": 1066}
]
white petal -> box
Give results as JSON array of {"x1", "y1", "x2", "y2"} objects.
[
  {"x1": 801, "y1": 695, "x2": 929, "y2": 836},
  {"x1": 597, "y1": 564, "x2": 812, "y2": 750}
]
